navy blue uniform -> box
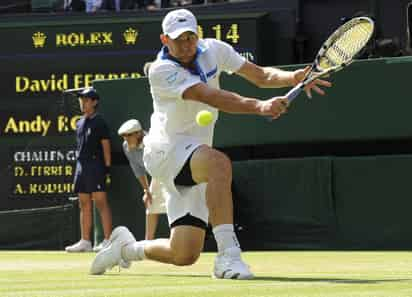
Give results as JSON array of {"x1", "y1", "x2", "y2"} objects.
[{"x1": 74, "y1": 113, "x2": 110, "y2": 193}]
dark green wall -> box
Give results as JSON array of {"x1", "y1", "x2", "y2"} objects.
[
  {"x1": 232, "y1": 155, "x2": 412, "y2": 250},
  {"x1": 333, "y1": 155, "x2": 412, "y2": 249}
]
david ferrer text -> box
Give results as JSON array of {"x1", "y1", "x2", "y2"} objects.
[{"x1": 15, "y1": 72, "x2": 142, "y2": 93}]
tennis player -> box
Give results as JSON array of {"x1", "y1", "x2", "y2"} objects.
[
  {"x1": 118, "y1": 119, "x2": 166, "y2": 240},
  {"x1": 91, "y1": 8, "x2": 331, "y2": 279}
]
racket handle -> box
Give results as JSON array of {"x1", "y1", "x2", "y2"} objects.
[
  {"x1": 286, "y1": 83, "x2": 304, "y2": 103},
  {"x1": 266, "y1": 83, "x2": 304, "y2": 121}
]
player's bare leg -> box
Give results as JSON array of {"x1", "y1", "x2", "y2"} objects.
[
  {"x1": 90, "y1": 145, "x2": 252, "y2": 278},
  {"x1": 190, "y1": 145, "x2": 233, "y2": 226},
  {"x1": 190, "y1": 145, "x2": 254, "y2": 279},
  {"x1": 124, "y1": 225, "x2": 205, "y2": 265},
  {"x1": 90, "y1": 225, "x2": 205, "y2": 274}
]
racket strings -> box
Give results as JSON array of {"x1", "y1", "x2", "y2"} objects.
[{"x1": 323, "y1": 21, "x2": 373, "y2": 66}]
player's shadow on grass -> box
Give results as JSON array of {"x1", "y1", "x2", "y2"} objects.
[
  {"x1": 101, "y1": 273, "x2": 211, "y2": 278},
  {"x1": 254, "y1": 276, "x2": 412, "y2": 284},
  {"x1": 100, "y1": 274, "x2": 411, "y2": 283}
]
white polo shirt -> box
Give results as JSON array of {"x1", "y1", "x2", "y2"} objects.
[
  {"x1": 143, "y1": 38, "x2": 245, "y2": 224},
  {"x1": 145, "y1": 38, "x2": 246, "y2": 149}
]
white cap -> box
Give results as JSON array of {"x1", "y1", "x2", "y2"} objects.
[
  {"x1": 118, "y1": 119, "x2": 142, "y2": 135},
  {"x1": 162, "y1": 9, "x2": 198, "y2": 39}
]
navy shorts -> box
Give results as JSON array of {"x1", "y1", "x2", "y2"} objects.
[{"x1": 74, "y1": 161, "x2": 106, "y2": 193}]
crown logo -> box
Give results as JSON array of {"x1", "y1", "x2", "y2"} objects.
[
  {"x1": 32, "y1": 32, "x2": 47, "y2": 48},
  {"x1": 123, "y1": 28, "x2": 138, "y2": 45}
]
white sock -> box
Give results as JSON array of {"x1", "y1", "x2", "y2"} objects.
[
  {"x1": 212, "y1": 224, "x2": 240, "y2": 253},
  {"x1": 121, "y1": 240, "x2": 147, "y2": 261}
]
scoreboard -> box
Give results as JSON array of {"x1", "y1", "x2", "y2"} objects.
[
  {"x1": 1, "y1": 12, "x2": 266, "y2": 98},
  {"x1": 0, "y1": 12, "x2": 267, "y2": 210}
]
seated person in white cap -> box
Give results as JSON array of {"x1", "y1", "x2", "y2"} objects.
[{"x1": 118, "y1": 119, "x2": 166, "y2": 240}]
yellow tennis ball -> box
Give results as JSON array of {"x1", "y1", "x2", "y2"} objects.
[{"x1": 196, "y1": 110, "x2": 213, "y2": 127}]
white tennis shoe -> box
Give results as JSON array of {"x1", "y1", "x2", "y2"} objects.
[
  {"x1": 213, "y1": 247, "x2": 254, "y2": 280},
  {"x1": 92, "y1": 239, "x2": 110, "y2": 252},
  {"x1": 65, "y1": 239, "x2": 92, "y2": 253},
  {"x1": 90, "y1": 226, "x2": 136, "y2": 275}
]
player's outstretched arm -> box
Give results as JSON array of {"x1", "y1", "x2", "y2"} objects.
[
  {"x1": 236, "y1": 61, "x2": 296, "y2": 88},
  {"x1": 236, "y1": 61, "x2": 332, "y2": 97},
  {"x1": 183, "y1": 82, "x2": 287, "y2": 119}
]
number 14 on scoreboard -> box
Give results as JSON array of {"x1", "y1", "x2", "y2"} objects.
[{"x1": 197, "y1": 23, "x2": 240, "y2": 44}]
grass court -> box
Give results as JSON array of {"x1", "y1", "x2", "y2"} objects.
[{"x1": 1, "y1": 250, "x2": 412, "y2": 297}]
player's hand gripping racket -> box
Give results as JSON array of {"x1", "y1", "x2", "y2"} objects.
[{"x1": 287, "y1": 16, "x2": 375, "y2": 103}]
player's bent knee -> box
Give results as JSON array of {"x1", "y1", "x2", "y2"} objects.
[
  {"x1": 209, "y1": 151, "x2": 232, "y2": 179},
  {"x1": 173, "y1": 252, "x2": 200, "y2": 266},
  {"x1": 169, "y1": 225, "x2": 204, "y2": 266}
]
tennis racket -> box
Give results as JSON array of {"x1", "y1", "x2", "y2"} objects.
[{"x1": 286, "y1": 16, "x2": 375, "y2": 102}]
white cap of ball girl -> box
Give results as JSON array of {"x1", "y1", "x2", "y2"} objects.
[
  {"x1": 162, "y1": 9, "x2": 198, "y2": 39},
  {"x1": 118, "y1": 119, "x2": 142, "y2": 136}
]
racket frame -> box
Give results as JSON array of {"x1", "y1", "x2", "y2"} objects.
[{"x1": 287, "y1": 16, "x2": 374, "y2": 102}]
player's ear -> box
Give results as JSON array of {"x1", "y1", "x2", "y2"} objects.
[{"x1": 160, "y1": 34, "x2": 168, "y2": 45}]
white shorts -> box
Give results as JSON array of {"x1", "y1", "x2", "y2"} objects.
[
  {"x1": 167, "y1": 183, "x2": 208, "y2": 225},
  {"x1": 143, "y1": 136, "x2": 203, "y2": 181},
  {"x1": 146, "y1": 179, "x2": 166, "y2": 215},
  {"x1": 143, "y1": 136, "x2": 210, "y2": 225}
]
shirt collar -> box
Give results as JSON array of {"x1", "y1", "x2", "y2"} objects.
[
  {"x1": 160, "y1": 39, "x2": 208, "y2": 64},
  {"x1": 160, "y1": 41, "x2": 209, "y2": 82}
]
